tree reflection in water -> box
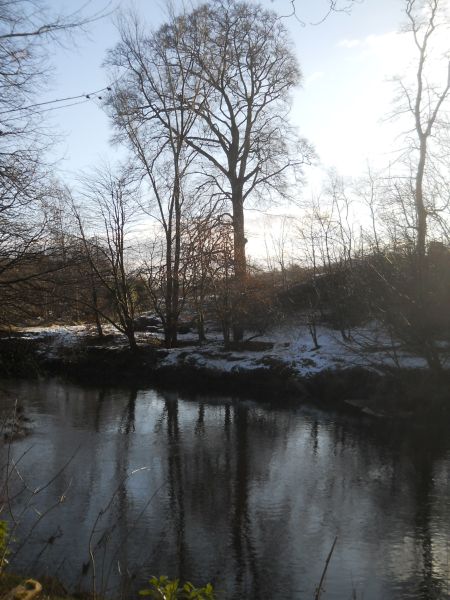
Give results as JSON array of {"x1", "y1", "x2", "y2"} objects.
[{"x1": 1, "y1": 380, "x2": 450, "y2": 599}]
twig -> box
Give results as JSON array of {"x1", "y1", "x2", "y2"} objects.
[
  {"x1": 87, "y1": 467, "x2": 151, "y2": 599},
  {"x1": 314, "y1": 536, "x2": 338, "y2": 600}
]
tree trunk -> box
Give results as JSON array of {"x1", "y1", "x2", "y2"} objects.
[
  {"x1": 222, "y1": 320, "x2": 230, "y2": 349},
  {"x1": 163, "y1": 167, "x2": 181, "y2": 350},
  {"x1": 91, "y1": 287, "x2": 103, "y2": 338},
  {"x1": 126, "y1": 328, "x2": 137, "y2": 352},
  {"x1": 165, "y1": 224, "x2": 176, "y2": 349},
  {"x1": 172, "y1": 173, "x2": 182, "y2": 347},
  {"x1": 232, "y1": 190, "x2": 247, "y2": 342},
  {"x1": 94, "y1": 311, "x2": 103, "y2": 338},
  {"x1": 197, "y1": 308, "x2": 206, "y2": 343},
  {"x1": 415, "y1": 137, "x2": 428, "y2": 265},
  {"x1": 424, "y1": 343, "x2": 443, "y2": 376},
  {"x1": 165, "y1": 314, "x2": 178, "y2": 349}
]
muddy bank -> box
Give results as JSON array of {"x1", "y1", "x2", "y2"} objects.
[{"x1": 1, "y1": 334, "x2": 449, "y2": 419}]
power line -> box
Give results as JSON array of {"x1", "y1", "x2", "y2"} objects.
[
  {"x1": 0, "y1": 86, "x2": 111, "y2": 117},
  {"x1": 2, "y1": 98, "x2": 94, "y2": 124}
]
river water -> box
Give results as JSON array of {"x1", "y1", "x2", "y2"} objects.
[{"x1": 1, "y1": 378, "x2": 450, "y2": 599}]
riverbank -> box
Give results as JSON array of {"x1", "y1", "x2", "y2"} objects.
[{"x1": 0, "y1": 324, "x2": 449, "y2": 419}]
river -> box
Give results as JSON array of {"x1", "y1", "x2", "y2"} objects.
[{"x1": 1, "y1": 378, "x2": 449, "y2": 599}]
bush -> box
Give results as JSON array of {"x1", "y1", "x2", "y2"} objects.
[{"x1": 140, "y1": 576, "x2": 215, "y2": 600}]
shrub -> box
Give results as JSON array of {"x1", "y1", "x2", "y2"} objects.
[{"x1": 139, "y1": 576, "x2": 215, "y2": 600}]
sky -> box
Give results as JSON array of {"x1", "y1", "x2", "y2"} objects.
[
  {"x1": 41, "y1": 0, "x2": 449, "y2": 257},
  {"x1": 43, "y1": 0, "x2": 413, "y2": 177}
]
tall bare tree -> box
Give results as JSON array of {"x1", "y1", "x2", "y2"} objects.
[
  {"x1": 372, "y1": 0, "x2": 450, "y2": 372},
  {"x1": 107, "y1": 0, "x2": 313, "y2": 342},
  {"x1": 106, "y1": 12, "x2": 201, "y2": 348},
  {"x1": 396, "y1": 0, "x2": 450, "y2": 262},
  {"x1": 174, "y1": 0, "x2": 313, "y2": 340}
]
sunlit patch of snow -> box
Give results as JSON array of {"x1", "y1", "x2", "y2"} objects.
[
  {"x1": 20, "y1": 320, "x2": 436, "y2": 374},
  {"x1": 23, "y1": 325, "x2": 88, "y2": 343},
  {"x1": 159, "y1": 319, "x2": 434, "y2": 374}
]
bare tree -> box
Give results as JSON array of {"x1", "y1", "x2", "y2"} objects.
[
  {"x1": 106, "y1": 11, "x2": 203, "y2": 348},
  {"x1": 280, "y1": 0, "x2": 363, "y2": 25},
  {"x1": 0, "y1": 1, "x2": 109, "y2": 327},
  {"x1": 204, "y1": 217, "x2": 235, "y2": 346},
  {"x1": 177, "y1": 0, "x2": 314, "y2": 340},
  {"x1": 293, "y1": 174, "x2": 360, "y2": 342},
  {"x1": 395, "y1": 0, "x2": 450, "y2": 262},
  {"x1": 0, "y1": 180, "x2": 80, "y2": 327},
  {"x1": 107, "y1": 0, "x2": 313, "y2": 342},
  {"x1": 73, "y1": 167, "x2": 140, "y2": 351},
  {"x1": 364, "y1": 0, "x2": 450, "y2": 372},
  {"x1": 181, "y1": 211, "x2": 234, "y2": 343},
  {"x1": 0, "y1": 0, "x2": 109, "y2": 211},
  {"x1": 264, "y1": 215, "x2": 294, "y2": 292}
]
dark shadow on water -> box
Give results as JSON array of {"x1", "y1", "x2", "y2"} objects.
[{"x1": 2, "y1": 379, "x2": 450, "y2": 599}]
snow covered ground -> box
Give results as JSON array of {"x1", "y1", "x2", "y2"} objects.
[
  {"x1": 20, "y1": 319, "x2": 436, "y2": 376},
  {"x1": 161, "y1": 322, "x2": 431, "y2": 375}
]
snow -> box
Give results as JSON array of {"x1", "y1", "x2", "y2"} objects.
[
  {"x1": 20, "y1": 319, "x2": 436, "y2": 375},
  {"x1": 159, "y1": 322, "x2": 430, "y2": 376},
  {"x1": 21, "y1": 325, "x2": 89, "y2": 355}
]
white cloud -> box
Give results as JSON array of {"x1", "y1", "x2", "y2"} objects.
[
  {"x1": 305, "y1": 71, "x2": 324, "y2": 86},
  {"x1": 337, "y1": 38, "x2": 361, "y2": 49},
  {"x1": 359, "y1": 31, "x2": 413, "y2": 74}
]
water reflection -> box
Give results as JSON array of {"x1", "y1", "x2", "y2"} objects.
[{"x1": 1, "y1": 380, "x2": 450, "y2": 599}]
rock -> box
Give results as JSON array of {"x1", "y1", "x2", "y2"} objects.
[{"x1": 2, "y1": 579, "x2": 42, "y2": 600}]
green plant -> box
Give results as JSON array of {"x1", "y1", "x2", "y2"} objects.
[
  {"x1": 139, "y1": 576, "x2": 215, "y2": 600},
  {"x1": 0, "y1": 520, "x2": 10, "y2": 572}
]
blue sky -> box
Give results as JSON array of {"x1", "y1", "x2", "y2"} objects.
[{"x1": 43, "y1": 0, "x2": 410, "y2": 184}]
